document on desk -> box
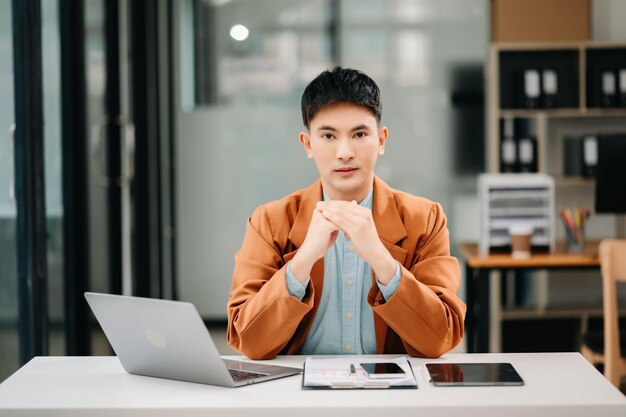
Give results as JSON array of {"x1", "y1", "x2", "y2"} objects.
[{"x1": 302, "y1": 357, "x2": 417, "y2": 390}]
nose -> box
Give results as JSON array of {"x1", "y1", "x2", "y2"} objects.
[{"x1": 336, "y1": 138, "x2": 355, "y2": 161}]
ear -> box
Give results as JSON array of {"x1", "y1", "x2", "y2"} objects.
[
  {"x1": 300, "y1": 131, "x2": 313, "y2": 159},
  {"x1": 378, "y1": 126, "x2": 389, "y2": 155}
]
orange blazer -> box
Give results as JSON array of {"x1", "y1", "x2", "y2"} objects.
[{"x1": 227, "y1": 176, "x2": 465, "y2": 359}]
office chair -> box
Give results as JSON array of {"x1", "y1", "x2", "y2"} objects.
[{"x1": 581, "y1": 239, "x2": 626, "y2": 388}]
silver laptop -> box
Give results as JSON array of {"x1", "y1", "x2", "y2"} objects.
[{"x1": 84, "y1": 292, "x2": 301, "y2": 387}]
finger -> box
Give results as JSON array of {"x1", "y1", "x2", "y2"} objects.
[
  {"x1": 315, "y1": 209, "x2": 340, "y2": 231},
  {"x1": 326, "y1": 201, "x2": 366, "y2": 218},
  {"x1": 321, "y1": 205, "x2": 361, "y2": 225},
  {"x1": 317, "y1": 200, "x2": 357, "y2": 212},
  {"x1": 320, "y1": 209, "x2": 354, "y2": 232},
  {"x1": 317, "y1": 203, "x2": 370, "y2": 238},
  {"x1": 316, "y1": 201, "x2": 328, "y2": 211}
]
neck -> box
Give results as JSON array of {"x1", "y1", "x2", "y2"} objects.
[{"x1": 321, "y1": 176, "x2": 374, "y2": 202}]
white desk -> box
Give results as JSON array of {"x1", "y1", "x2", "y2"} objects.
[{"x1": 0, "y1": 353, "x2": 624, "y2": 417}]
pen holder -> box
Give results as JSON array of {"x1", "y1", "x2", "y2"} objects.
[{"x1": 565, "y1": 227, "x2": 584, "y2": 253}]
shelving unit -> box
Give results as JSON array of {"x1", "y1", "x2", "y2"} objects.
[
  {"x1": 487, "y1": 41, "x2": 626, "y2": 175},
  {"x1": 483, "y1": 41, "x2": 626, "y2": 353}
]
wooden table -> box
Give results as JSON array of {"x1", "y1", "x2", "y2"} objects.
[{"x1": 458, "y1": 241, "x2": 600, "y2": 353}]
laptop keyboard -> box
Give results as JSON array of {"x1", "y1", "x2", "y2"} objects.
[{"x1": 229, "y1": 369, "x2": 268, "y2": 382}]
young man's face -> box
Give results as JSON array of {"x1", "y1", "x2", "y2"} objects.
[{"x1": 300, "y1": 102, "x2": 388, "y2": 202}]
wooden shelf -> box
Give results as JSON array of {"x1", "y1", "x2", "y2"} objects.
[
  {"x1": 492, "y1": 42, "x2": 582, "y2": 51},
  {"x1": 498, "y1": 108, "x2": 626, "y2": 119},
  {"x1": 553, "y1": 176, "x2": 594, "y2": 186},
  {"x1": 502, "y1": 308, "x2": 600, "y2": 320},
  {"x1": 492, "y1": 41, "x2": 626, "y2": 51},
  {"x1": 501, "y1": 307, "x2": 626, "y2": 321}
]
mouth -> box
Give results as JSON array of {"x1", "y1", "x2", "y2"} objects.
[{"x1": 334, "y1": 167, "x2": 358, "y2": 176}]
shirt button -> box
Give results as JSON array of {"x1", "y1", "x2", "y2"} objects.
[
  {"x1": 346, "y1": 311, "x2": 352, "y2": 319},
  {"x1": 348, "y1": 245, "x2": 354, "y2": 251},
  {"x1": 347, "y1": 279, "x2": 353, "y2": 286},
  {"x1": 345, "y1": 343, "x2": 352, "y2": 350}
]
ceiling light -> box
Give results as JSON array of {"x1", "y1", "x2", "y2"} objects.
[{"x1": 230, "y1": 24, "x2": 249, "y2": 41}]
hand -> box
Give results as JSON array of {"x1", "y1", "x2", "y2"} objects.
[
  {"x1": 317, "y1": 200, "x2": 397, "y2": 285},
  {"x1": 290, "y1": 208, "x2": 340, "y2": 283}
]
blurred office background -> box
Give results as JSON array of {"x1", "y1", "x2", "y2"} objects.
[{"x1": 1, "y1": 0, "x2": 626, "y2": 386}]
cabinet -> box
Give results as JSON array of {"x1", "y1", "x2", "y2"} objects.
[
  {"x1": 483, "y1": 42, "x2": 626, "y2": 353},
  {"x1": 478, "y1": 173, "x2": 555, "y2": 256}
]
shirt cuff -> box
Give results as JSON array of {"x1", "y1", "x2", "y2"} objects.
[
  {"x1": 377, "y1": 261, "x2": 401, "y2": 301},
  {"x1": 286, "y1": 263, "x2": 309, "y2": 301}
]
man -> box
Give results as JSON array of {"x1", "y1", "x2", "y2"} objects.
[{"x1": 227, "y1": 67, "x2": 465, "y2": 360}]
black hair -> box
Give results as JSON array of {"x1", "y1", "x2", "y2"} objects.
[{"x1": 301, "y1": 66, "x2": 382, "y2": 129}]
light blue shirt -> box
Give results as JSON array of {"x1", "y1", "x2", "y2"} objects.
[{"x1": 285, "y1": 188, "x2": 401, "y2": 354}]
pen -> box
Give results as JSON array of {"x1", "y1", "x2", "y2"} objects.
[{"x1": 350, "y1": 363, "x2": 356, "y2": 377}]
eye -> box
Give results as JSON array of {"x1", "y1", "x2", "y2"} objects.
[
  {"x1": 321, "y1": 133, "x2": 335, "y2": 140},
  {"x1": 354, "y1": 131, "x2": 367, "y2": 138}
]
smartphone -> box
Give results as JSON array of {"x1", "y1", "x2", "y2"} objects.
[{"x1": 360, "y1": 362, "x2": 406, "y2": 379}]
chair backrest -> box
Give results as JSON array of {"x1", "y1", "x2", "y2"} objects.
[
  {"x1": 600, "y1": 239, "x2": 626, "y2": 284},
  {"x1": 599, "y1": 239, "x2": 626, "y2": 386}
]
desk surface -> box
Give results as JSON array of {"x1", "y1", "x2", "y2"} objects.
[
  {"x1": 0, "y1": 353, "x2": 624, "y2": 417},
  {"x1": 458, "y1": 241, "x2": 600, "y2": 269}
]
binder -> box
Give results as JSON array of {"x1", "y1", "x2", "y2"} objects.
[
  {"x1": 518, "y1": 136, "x2": 537, "y2": 172},
  {"x1": 582, "y1": 135, "x2": 597, "y2": 177},
  {"x1": 563, "y1": 136, "x2": 583, "y2": 176},
  {"x1": 500, "y1": 117, "x2": 516, "y2": 172}
]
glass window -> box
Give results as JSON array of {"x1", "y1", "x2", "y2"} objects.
[
  {"x1": 41, "y1": 0, "x2": 65, "y2": 358},
  {"x1": 191, "y1": 0, "x2": 333, "y2": 107},
  {"x1": 0, "y1": 0, "x2": 18, "y2": 382}
]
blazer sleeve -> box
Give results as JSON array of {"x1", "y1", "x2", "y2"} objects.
[
  {"x1": 227, "y1": 206, "x2": 314, "y2": 360},
  {"x1": 368, "y1": 202, "x2": 465, "y2": 358}
]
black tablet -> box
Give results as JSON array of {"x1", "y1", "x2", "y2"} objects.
[{"x1": 426, "y1": 363, "x2": 524, "y2": 386}]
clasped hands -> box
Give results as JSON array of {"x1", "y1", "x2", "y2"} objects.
[{"x1": 290, "y1": 200, "x2": 397, "y2": 285}]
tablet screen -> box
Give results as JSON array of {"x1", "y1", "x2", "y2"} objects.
[{"x1": 426, "y1": 363, "x2": 524, "y2": 386}]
